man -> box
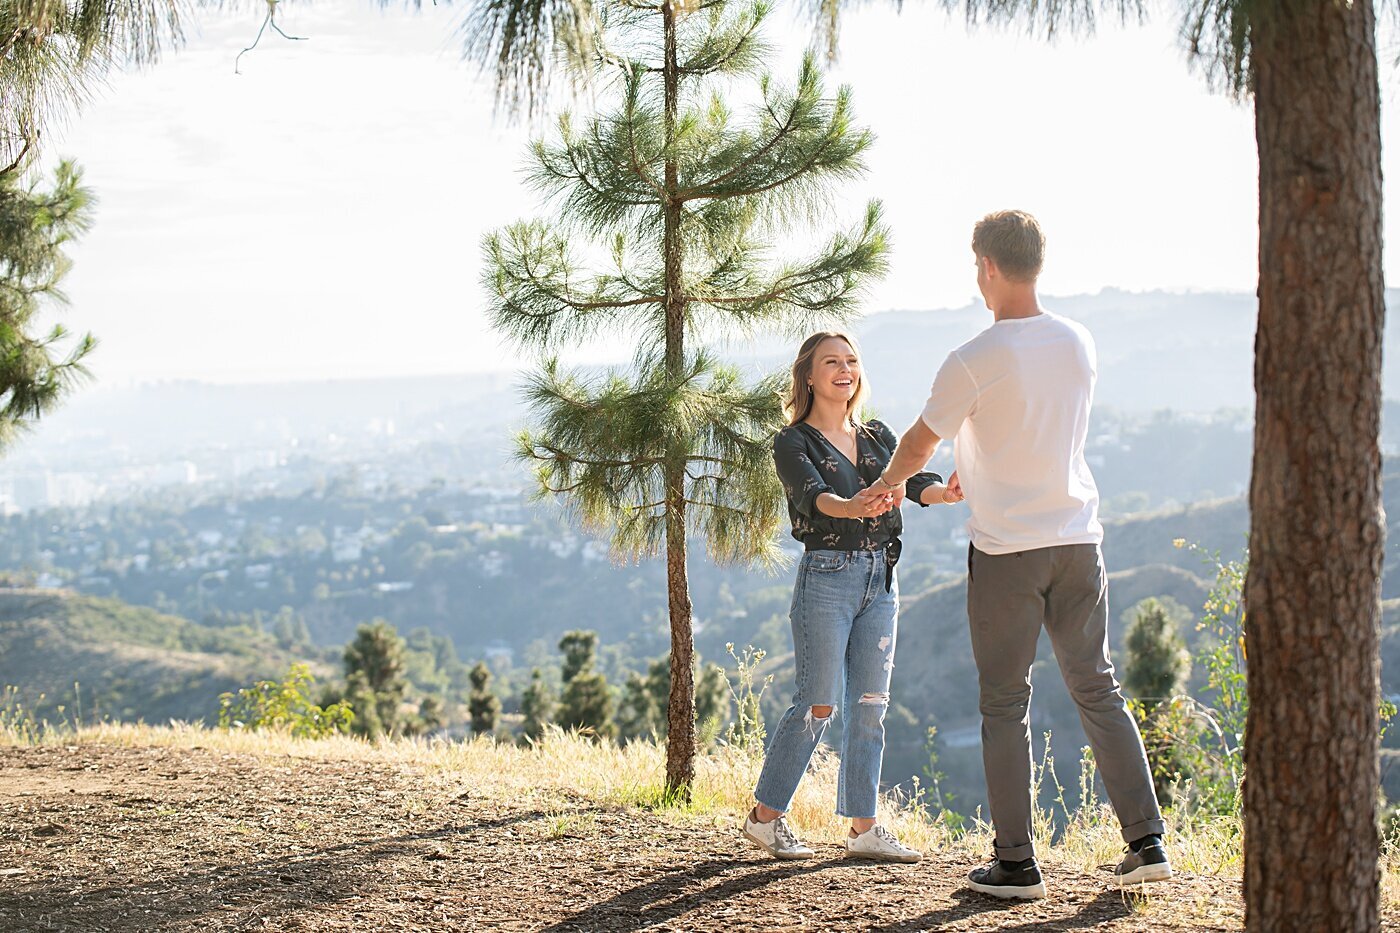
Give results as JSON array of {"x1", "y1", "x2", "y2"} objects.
[{"x1": 866, "y1": 210, "x2": 1171, "y2": 899}]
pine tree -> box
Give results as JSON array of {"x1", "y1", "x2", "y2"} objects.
[
  {"x1": 0, "y1": 162, "x2": 97, "y2": 448},
  {"x1": 0, "y1": 0, "x2": 183, "y2": 169},
  {"x1": 1123, "y1": 597, "x2": 1191, "y2": 709},
  {"x1": 418, "y1": 694, "x2": 445, "y2": 734},
  {"x1": 615, "y1": 652, "x2": 730, "y2": 743},
  {"x1": 616, "y1": 670, "x2": 659, "y2": 741},
  {"x1": 343, "y1": 619, "x2": 408, "y2": 738},
  {"x1": 555, "y1": 630, "x2": 613, "y2": 738},
  {"x1": 1123, "y1": 596, "x2": 1194, "y2": 805},
  {"x1": 468, "y1": 660, "x2": 502, "y2": 735},
  {"x1": 558, "y1": 630, "x2": 599, "y2": 685},
  {"x1": 484, "y1": 0, "x2": 886, "y2": 797},
  {"x1": 519, "y1": 667, "x2": 554, "y2": 742}
]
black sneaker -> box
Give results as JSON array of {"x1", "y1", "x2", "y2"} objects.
[
  {"x1": 1113, "y1": 834, "x2": 1173, "y2": 887},
  {"x1": 966, "y1": 855, "x2": 1047, "y2": 900}
]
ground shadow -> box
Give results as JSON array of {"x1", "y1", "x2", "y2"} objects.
[
  {"x1": 537, "y1": 855, "x2": 848, "y2": 932},
  {"x1": 0, "y1": 807, "x2": 552, "y2": 933},
  {"x1": 867, "y1": 887, "x2": 1137, "y2": 932}
]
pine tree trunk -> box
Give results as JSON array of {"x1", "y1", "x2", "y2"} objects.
[
  {"x1": 1246, "y1": 0, "x2": 1384, "y2": 928},
  {"x1": 660, "y1": 0, "x2": 696, "y2": 799}
]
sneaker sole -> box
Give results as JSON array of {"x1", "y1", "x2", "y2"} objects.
[
  {"x1": 966, "y1": 877, "x2": 1048, "y2": 900},
  {"x1": 1114, "y1": 863, "x2": 1173, "y2": 887},
  {"x1": 844, "y1": 848, "x2": 922, "y2": 864},
  {"x1": 742, "y1": 826, "x2": 813, "y2": 860}
]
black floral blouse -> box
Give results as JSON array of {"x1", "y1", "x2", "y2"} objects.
[{"x1": 773, "y1": 419, "x2": 942, "y2": 553}]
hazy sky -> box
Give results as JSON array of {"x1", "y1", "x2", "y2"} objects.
[{"x1": 36, "y1": 0, "x2": 1400, "y2": 384}]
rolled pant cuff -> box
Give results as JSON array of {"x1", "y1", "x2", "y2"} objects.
[
  {"x1": 752, "y1": 793, "x2": 789, "y2": 816},
  {"x1": 1120, "y1": 818, "x2": 1166, "y2": 844},
  {"x1": 994, "y1": 840, "x2": 1035, "y2": 862}
]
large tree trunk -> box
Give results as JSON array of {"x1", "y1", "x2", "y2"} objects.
[
  {"x1": 660, "y1": 0, "x2": 697, "y2": 798},
  {"x1": 1246, "y1": 0, "x2": 1385, "y2": 928}
]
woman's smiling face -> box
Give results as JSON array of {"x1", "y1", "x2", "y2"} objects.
[{"x1": 810, "y1": 336, "x2": 860, "y2": 406}]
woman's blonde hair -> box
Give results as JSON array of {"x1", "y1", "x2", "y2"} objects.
[{"x1": 784, "y1": 330, "x2": 870, "y2": 426}]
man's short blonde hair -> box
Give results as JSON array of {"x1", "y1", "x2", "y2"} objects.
[{"x1": 972, "y1": 210, "x2": 1045, "y2": 282}]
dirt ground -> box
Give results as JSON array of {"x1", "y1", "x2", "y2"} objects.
[{"x1": 0, "y1": 742, "x2": 1328, "y2": 931}]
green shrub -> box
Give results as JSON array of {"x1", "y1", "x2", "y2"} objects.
[{"x1": 218, "y1": 664, "x2": 353, "y2": 738}]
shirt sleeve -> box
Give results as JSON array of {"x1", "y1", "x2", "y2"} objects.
[
  {"x1": 773, "y1": 427, "x2": 833, "y2": 519},
  {"x1": 870, "y1": 420, "x2": 942, "y2": 508},
  {"x1": 904, "y1": 471, "x2": 944, "y2": 508},
  {"x1": 920, "y1": 351, "x2": 979, "y2": 440}
]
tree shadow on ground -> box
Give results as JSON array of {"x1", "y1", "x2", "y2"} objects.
[
  {"x1": 537, "y1": 855, "x2": 848, "y2": 932},
  {"x1": 0, "y1": 808, "x2": 552, "y2": 933},
  {"x1": 866, "y1": 887, "x2": 1138, "y2": 932}
]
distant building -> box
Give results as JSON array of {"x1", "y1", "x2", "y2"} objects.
[
  {"x1": 151, "y1": 461, "x2": 198, "y2": 486},
  {"x1": 479, "y1": 551, "x2": 506, "y2": 578},
  {"x1": 482, "y1": 641, "x2": 514, "y2": 664}
]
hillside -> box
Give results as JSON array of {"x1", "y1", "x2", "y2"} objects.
[
  {"x1": 0, "y1": 589, "x2": 327, "y2": 724},
  {"x1": 751, "y1": 561, "x2": 1216, "y2": 811},
  {"x1": 0, "y1": 728, "x2": 1276, "y2": 932}
]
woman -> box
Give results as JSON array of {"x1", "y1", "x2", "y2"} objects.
[{"x1": 742, "y1": 331, "x2": 963, "y2": 863}]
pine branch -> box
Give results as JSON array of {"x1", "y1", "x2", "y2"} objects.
[{"x1": 484, "y1": 221, "x2": 662, "y2": 350}]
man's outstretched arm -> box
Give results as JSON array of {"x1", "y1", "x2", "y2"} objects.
[
  {"x1": 882, "y1": 418, "x2": 942, "y2": 488},
  {"x1": 853, "y1": 417, "x2": 944, "y2": 510}
]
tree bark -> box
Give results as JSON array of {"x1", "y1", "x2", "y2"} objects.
[
  {"x1": 661, "y1": 0, "x2": 697, "y2": 799},
  {"x1": 1246, "y1": 0, "x2": 1384, "y2": 928}
]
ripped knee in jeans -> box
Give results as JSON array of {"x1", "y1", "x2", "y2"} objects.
[
  {"x1": 803, "y1": 705, "x2": 835, "y2": 737},
  {"x1": 857, "y1": 692, "x2": 889, "y2": 706}
]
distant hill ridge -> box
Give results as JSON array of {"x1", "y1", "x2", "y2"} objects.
[
  {"x1": 21, "y1": 289, "x2": 1400, "y2": 456},
  {"x1": 0, "y1": 589, "x2": 320, "y2": 724}
]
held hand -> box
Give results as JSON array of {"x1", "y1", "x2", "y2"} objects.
[
  {"x1": 850, "y1": 486, "x2": 895, "y2": 517},
  {"x1": 871, "y1": 471, "x2": 906, "y2": 509},
  {"x1": 942, "y1": 471, "x2": 964, "y2": 504},
  {"x1": 888, "y1": 480, "x2": 907, "y2": 509}
]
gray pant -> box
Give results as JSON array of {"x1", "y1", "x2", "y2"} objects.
[{"x1": 967, "y1": 543, "x2": 1165, "y2": 861}]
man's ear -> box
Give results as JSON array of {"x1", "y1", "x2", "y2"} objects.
[{"x1": 981, "y1": 255, "x2": 998, "y2": 281}]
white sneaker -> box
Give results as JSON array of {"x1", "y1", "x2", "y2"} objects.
[
  {"x1": 844, "y1": 824, "x2": 922, "y2": 863},
  {"x1": 742, "y1": 809, "x2": 814, "y2": 860}
]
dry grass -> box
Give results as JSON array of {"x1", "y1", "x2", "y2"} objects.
[
  {"x1": 2, "y1": 717, "x2": 1400, "y2": 924},
  {"x1": 0, "y1": 722, "x2": 1165, "y2": 861},
  {"x1": 8, "y1": 720, "x2": 1399, "y2": 912}
]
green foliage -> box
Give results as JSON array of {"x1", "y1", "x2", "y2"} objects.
[
  {"x1": 484, "y1": 0, "x2": 887, "y2": 568},
  {"x1": 0, "y1": 0, "x2": 183, "y2": 168},
  {"x1": 560, "y1": 669, "x2": 614, "y2": 738},
  {"x1": 520, "y1": 667, "x2": 554, "y2": 742},
  {"x1": 217, "y1": 664, "x2": 353, "y2": 738},
  {"x1": 468, "y1": 661, "x2": 501, "y2": 735},
  {"x1": 615, "y1": 649, "x2": 731, "y2": 743},
  {"x1": 1123, "y1": 596, "x2": 1198, "y2": 807},
  {"x1": 342, "y1": 619, "x2": 409, "y2": 738},
  {"x1": 485, "y1": 0, "x2": 886, "y2": 796},
  {"x1": 1133, "y1": 540, "x2": 1248, "y2": 816},
  {"x1": 0, "y1": 683, "x2": 79, "y2": 743},
  {"x1": 559, "y1": 629, "x2": 600, "y2": 684},
  {"x1": 1123, "y1": 596, "x2": 1192, "y2": 705},
  {"x1": 463, "y1": 0, "x2": 593, "y2": 117},
  {"x1": 722, "y1": 642, "x2": 770, "y2": 754},
  {"x1": 907, "y1": 719, "x2": 971, "y2": 838},
  {"x1": 1186, "y1": 541, "x2": 1247, "y2": 778},
  {"x1": 0, "y1": 161, "x2": 97, "y2": 448},
  {"x1": 556, "y1": 629, "x2": 614, "y2": 738}
]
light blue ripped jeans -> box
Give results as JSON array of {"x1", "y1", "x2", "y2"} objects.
[{"x1": 753, "y1": 549, "x2": 899, "y2": 819}]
